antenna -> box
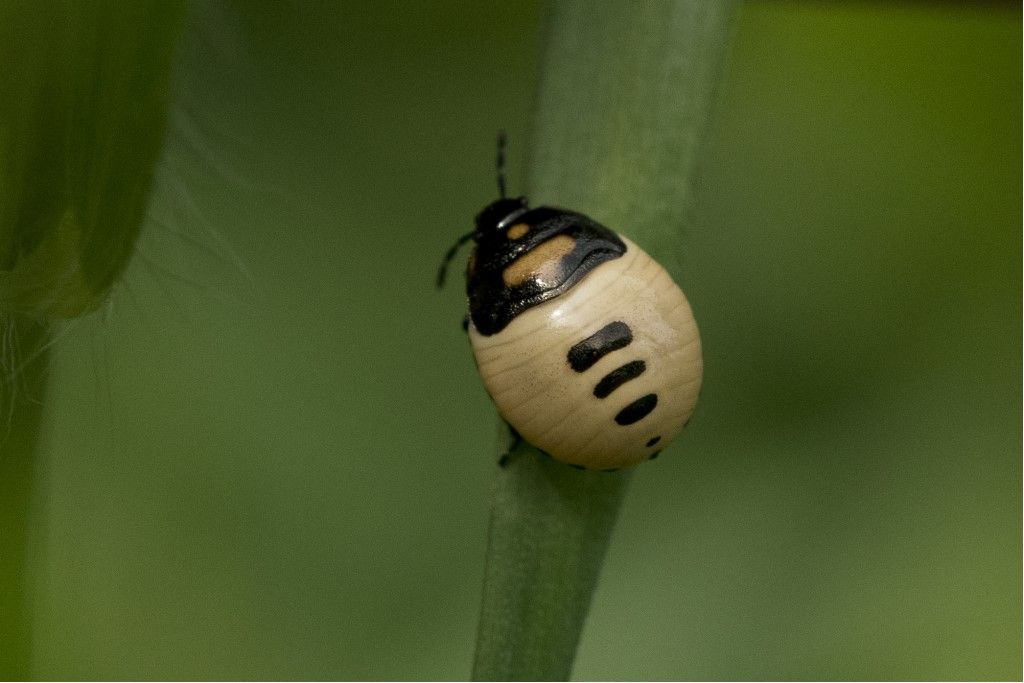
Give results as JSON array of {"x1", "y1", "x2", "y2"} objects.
[
  {"x1": 435, "y1": 230, "x2": 475, "y2": 289},
  {"x1": 496, "y1": 130, "x2": 507, "y2": 199}
]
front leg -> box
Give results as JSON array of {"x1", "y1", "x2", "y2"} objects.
[{"x1": 497, "y1": 424, "x2": 523, "y2": 468}]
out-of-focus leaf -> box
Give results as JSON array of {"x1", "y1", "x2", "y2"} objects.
[{"x1": 0, "y1": 0, "x2": 185, "y2": 318}]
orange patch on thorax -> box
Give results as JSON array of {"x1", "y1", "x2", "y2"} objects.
[{"x1": 502, "y1": 235, "x2": 577, "y2": 288}]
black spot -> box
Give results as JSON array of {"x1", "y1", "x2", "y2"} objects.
[
  {"x1": 646, "y1": 436, "x2": 661, "y2": 447},
  {"x1": 498, "y1": 454, "x2": 510, "y2": 468},
  {"x1": 568, "y1": 322, "x2": 632, "y2": 372},
  {"x1": 615, "y1": 393, "x2": 658, "y2": 425},
  {"x1": 593, "y1": 360, "x2": 646, "y2": 398},
  {"x1": 648, "y1": 451, "x2": 661, "y2": 460}
]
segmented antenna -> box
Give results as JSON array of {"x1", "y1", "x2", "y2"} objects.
[
  {"x1": 436, "y1": 132, "x2": 509, "y2": 290},
  {"x1": 496, "y1": 130, "x2": 507, "y2": 199},
  {"x1": 435, "y1": 230, "x2": 475, "y2": 289}
]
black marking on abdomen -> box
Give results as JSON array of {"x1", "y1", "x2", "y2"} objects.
[
  {"x1": 593, "y1": 360, "x2": 646, "y2": 398},
  {"x1": 648, "y1": 450, "x2": 661, "y2": 460},
  {"x1": 568, "y1": 322, "x2": 632, "y2": 372},
  {"x1": 646, "y1": 436, "x2": 661, "y2": 447},
  {"x1": 615, "y1": 393, "x2": 658, "y2": 425}
]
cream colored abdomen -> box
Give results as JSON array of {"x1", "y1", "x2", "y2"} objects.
[{"x1": 468, "y1": 237, "x2": 702, "y2": 469}]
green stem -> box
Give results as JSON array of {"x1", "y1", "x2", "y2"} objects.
[
  {"x1": 0, "y1": 317, "x2": 50, "y2": 680},
  {"x1": 472, "y1": 2, "x2": 738, "y2": 680},
  {"x1": 473, "y1": 434, "x2": 631, "y2": 681},
  {"x1": 0, "y1": 4, "x2": 185, "y2": 676}
]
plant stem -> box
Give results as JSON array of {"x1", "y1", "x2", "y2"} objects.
[
  {"x1": 0, "y1": 317, "x2": 50, "y2": 680},
  {"x1": 0, "y1": 3, "x2": 186, "y2": 677},
  {"x1": 472, "y1": 2, "x2": 739, "y2": 680},
  {"x1": 473, "y1": 433, "x2": 631, "y2": 681}
]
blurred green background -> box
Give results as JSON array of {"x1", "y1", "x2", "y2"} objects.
[{"x1": 24, "y1": 1, "x2": 1019, "y2": 679}]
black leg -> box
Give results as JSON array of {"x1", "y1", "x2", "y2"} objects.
[{"x1": 498, "y1": 424, "x2": 523, "y2": 468}]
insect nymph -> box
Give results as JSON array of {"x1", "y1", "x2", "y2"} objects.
[{"x1": 439, "y1": 135, "x2": 702, "y2": 470}]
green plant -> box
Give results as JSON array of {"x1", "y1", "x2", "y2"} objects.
[
  {"x1": 472, "y1": 2, "x2": 739, "y2": 679},
  {"x1": 0, "y1": 2, "x2": 185, "y2": 677}
]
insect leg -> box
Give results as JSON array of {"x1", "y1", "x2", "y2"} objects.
[{"x1": 497, "y1": 423, "x2": 522, "y2": 468}]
